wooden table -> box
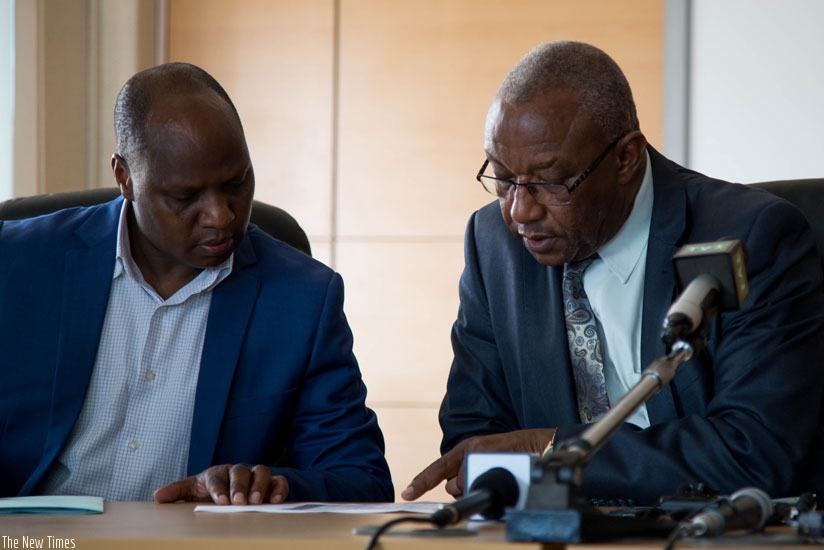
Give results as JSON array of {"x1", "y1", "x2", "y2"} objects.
[{"x1": 0, "y1": 502, "x2": 806, "y2": 550}]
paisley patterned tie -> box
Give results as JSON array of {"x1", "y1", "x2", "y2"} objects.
[{"x1": 563, "y1": 257, "x2": 610, "y2": 423}]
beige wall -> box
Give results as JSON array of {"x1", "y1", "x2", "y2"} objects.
[
  {"x1": 169, "y1": 0, "x2": 664, "y2": 502},
  {"x1": 43, "y1": 0, "x2": 88, "y2": 194},
  {"x1": 17, "y1": 0, "x2": 161, "y2": 197}
]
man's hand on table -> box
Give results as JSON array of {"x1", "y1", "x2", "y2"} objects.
[
  {"x1": 401, "y1": 428, "x2": 555, "y2": 500},
  {"x1": 154, "y1": 464, "x2": 289, "y2": 505}
]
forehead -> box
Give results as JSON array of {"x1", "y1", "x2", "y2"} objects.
[
  {"x1": 485, "y1": 90, "x2": 584, "y2": 149},
  {"x1": 148, "y1": 89, "x2": 241, "y2": 140},
  {"x1": 137, "y1": 91, "x2": 248, "y2": 174},
  {"x1": 483, "y1": 91, "x2": 605, "y2": 174}
]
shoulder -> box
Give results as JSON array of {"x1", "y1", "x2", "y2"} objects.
[
  {"x1": 664, "y1": 169, "x2": 818, "y2": 281},
  {"x1": 688, "y1": 179, "x2": 809, "y2": 238},
  {"x1": 649, "y1": 149, "x2": 809, "y2": 239},
  {"x1": 0, "y1": 199, "x2": 120, "y2": 251},
  {"x1": 240, "y1": 225, "x2": 337, "y2": 287}
]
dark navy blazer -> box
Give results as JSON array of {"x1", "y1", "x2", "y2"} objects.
[
  {"x1": 440, "y1": 148, "x2": 824, "y2": 504},
  {"x1": 0, "y1": 198, "x2": 393, "y2": 502}
]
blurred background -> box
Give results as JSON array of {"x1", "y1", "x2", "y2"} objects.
[{"x1": 1, "y1": 0, "x2": 822, "y2": 502}]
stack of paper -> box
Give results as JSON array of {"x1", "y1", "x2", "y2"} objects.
[{"x1": 0, "y1": 496, "x2": 104, "y2": 514}]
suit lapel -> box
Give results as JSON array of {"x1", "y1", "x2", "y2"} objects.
[
  {"x1": 522, "y1": 248, "x2": 581, "y2": 426},
  {"x1": 641, "y1": 148, "x2": 688, "y2": 423},
  {"x1": 187, "y1": 236, "x2": 260, "y2": 475},
  {"x1": 21, "y1": 202, "x2": 119, "y2": 494}
]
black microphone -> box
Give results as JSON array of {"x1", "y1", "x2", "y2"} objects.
[
  {"x1": 679, "y1": 487, "x2": 774, "y2": 537},
  {"x1": 430, "y1": 467, "x2": 519, "y2": 527},
  {"x1": 661, "y1": 239, "x2": 749, "y2": 349}
]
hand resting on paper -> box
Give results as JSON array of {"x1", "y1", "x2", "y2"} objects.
[{"x1": 154, "y1": 464, "x2": 289, "y2": 505}]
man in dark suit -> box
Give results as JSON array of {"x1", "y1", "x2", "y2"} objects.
[
  {"x1": 403, "y1": 41, "x2": 824, "y2": 505},
  {"x1": 0, "y1": 63, "x2": 392, "y2": 504}
]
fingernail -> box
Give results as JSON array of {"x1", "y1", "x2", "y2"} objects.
[
  {"x1": 271, "y1": 493, "x2": 283, "y2": 504},
  {"x1": 401, "y1": 487, "x2": 414, "y2": 500},
  {"x1": 232, "y1": 492, "x2": 244, "y2": 505},
  {"x1": 250, "y1": 491, "x2": 262, "y2": 504},
  {"x1": 217, "y1": 494, "x2": 230, "y2": 505}
]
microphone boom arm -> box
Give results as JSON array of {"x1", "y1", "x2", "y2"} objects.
[
  {"x1": 522, "y1": 341, "x2": 696, "y2": 512},
  {"x1": 555, "y1": 340, "x2": 694, "y2": 463}
]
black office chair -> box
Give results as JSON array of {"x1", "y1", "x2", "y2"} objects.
[
  {"x1": 0, "y1": 187, "x2": 311, "y2": 256},
  {"x1": 751, "y1": 178, "x2": 824, "y2": 268}
]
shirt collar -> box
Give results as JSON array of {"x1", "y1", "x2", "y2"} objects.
[
  {"x1": 113, "y1": 199, "x2": 233, "y2": 300},
  {"x1": 595, "y1": 150, "x2": 654, "y2": 284}
]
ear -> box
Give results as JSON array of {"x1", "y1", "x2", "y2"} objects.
[
  {"x1": 112, "y1": 154, "x2": 134, "y2": 201},
  {"x1": 615, "y1": 131, "x2": 647, "y2": 185}
]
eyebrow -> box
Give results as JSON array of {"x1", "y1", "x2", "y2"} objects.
[{"x1": 486, "y1": 155, "x2": 559, "y2": 175}]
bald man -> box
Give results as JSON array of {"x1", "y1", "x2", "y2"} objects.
[{"x1": 0, "y1": 63, "x2": 392, "y2": 504}]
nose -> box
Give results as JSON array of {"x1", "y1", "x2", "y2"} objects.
[
  {"x1": 508, "y1": 185, "x2": 544, "y2": 224},
  {"x1": 200, "y1": 193, "x2": 235, "y2": 228}
]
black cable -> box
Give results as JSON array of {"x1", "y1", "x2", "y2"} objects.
[
  {"x1": 663, "y1": 523, "x2": 688, "y2": 550},
  {"x1": 364, "y1": 515, "x2": 435, "y2": 550}
]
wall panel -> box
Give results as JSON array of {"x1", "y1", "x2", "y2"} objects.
[
  {"x1": 43, "y1": 0, "x2": 87, "y2": 194},
  {"x1": 689, "y1": 0, "x2": 824, "y2": 182},
  {"x1": 168, "y1": 0, "x2": 335, "y2": 241},
  {"x1": 336, "y1": 241, "x2": 463, "y2": 405},
  {"x1": 337, "y1": 0, "x2": 664, "y2": 238}
]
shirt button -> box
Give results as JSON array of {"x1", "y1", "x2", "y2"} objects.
[
  {"x1": 157, "y1": 306, "x2": 167, "y2": 313},
  {"x1": 128, "y1": 440, "x2": 139, "y2": 451},
  {"x1": 145, "y1": 370, "x2": 156, "y2": 381}
]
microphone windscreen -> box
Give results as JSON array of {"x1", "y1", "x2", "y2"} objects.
[
  {"x1": 469, "y1": 467, "x2": 519, "y2": 520},
  {"x1": 671, "y1": 239, "x2": 749, "y2": 311}
]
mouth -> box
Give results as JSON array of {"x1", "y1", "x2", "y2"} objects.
[
  {"x1": 519, "y1": 233, "x2": 558, "y2": 254},
  {"x1": 198, "y1": 236, "x2": 234, "y2": 257}
]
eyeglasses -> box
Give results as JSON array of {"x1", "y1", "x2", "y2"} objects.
[{"x1": 476, "y1": 133, "x2": 627, "y2": 206}]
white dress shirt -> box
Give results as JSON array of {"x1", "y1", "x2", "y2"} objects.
[{"x1": 583, "y1": 152, "x2": 653, "y2": 428}]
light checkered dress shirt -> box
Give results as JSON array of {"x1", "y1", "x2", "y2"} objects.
[{"x1": 42, "y1": 201, "x2": 233, "y2": 500}]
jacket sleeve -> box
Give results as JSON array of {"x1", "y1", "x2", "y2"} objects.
[
  {"x1": 270, "y1": 272, "x2": 394, "y2": 502},
  {"x1": 440, "y1": 210, "x2": 528, "y2": 452}
]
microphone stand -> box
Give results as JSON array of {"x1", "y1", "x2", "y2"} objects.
[{"x1": 506, "y1": 337, "x2": 702, "y2": 543}]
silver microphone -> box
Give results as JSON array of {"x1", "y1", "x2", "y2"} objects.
[{"x1": 680, "y1": 487, "x2": 773, "y2": 537}]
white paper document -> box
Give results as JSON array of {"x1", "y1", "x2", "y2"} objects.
[{"x1": 194, "y1": 501, "x2": 444, "y2": 514}]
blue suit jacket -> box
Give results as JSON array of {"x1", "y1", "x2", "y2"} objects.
[
  {"x1": 441, "y1": 148, "x2": 824, "y2": 504},
  {"x1": 0, "y1": 198, "x2": 393, "y2": 502}
]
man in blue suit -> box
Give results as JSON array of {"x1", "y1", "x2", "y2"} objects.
[
  {"x1": 403, "y1": 41, "x2": 824, "y2": 505},
  {"x1": 0, "y1": 63, "x2": 392, "y2": 504}
]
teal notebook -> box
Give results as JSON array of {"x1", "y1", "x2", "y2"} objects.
[{"x1": 0, "y1": 496, "x2": 104, "y2": 515}]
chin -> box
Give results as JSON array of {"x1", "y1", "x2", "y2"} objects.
[
  {"x1": 529, "y1": 250, "x2": 567, "y2": 267},
  {"x1": 192, "y1": 254, "x2": 232, "y2": 269}
]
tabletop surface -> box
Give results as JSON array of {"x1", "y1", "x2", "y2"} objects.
[{"x1": 0, "y1": 501, "x2": 808, "y2": 550}]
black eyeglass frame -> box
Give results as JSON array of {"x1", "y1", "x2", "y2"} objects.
[{"x1": 476, "y1": 132, "x2": 629, "y2": 206}]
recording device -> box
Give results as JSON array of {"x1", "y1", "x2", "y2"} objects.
[
  {"x1": 661, "y1": 239, "x2": 749, "y2": 349},
  {"x1": 430, "y1": 467, "x2": 519, "y2": 527},
  {"x1": 678, "y1": 487, "x2": 773, "y2": 537}
]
